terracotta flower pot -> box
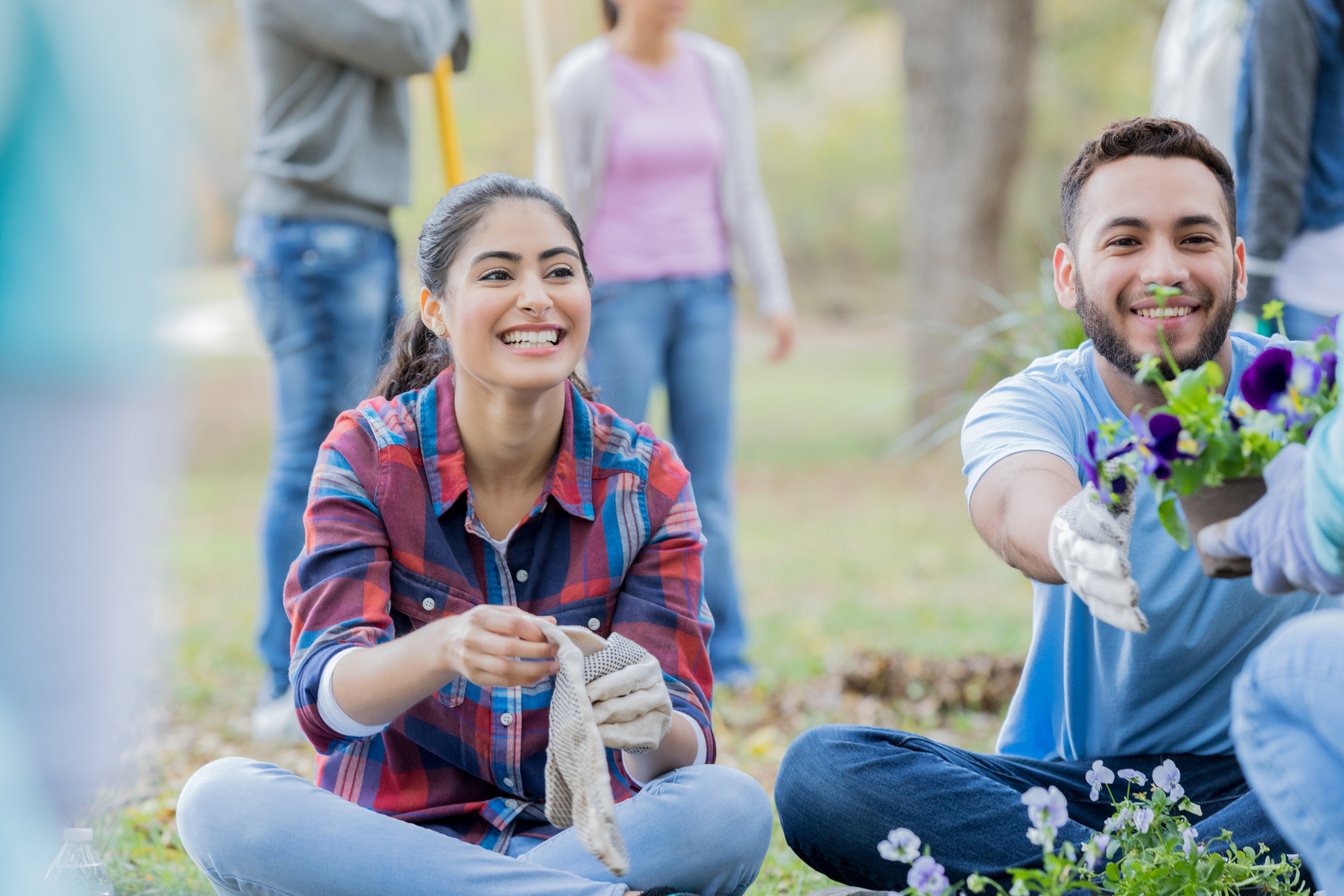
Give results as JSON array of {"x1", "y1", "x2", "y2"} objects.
[{"x1": 1178, "y1": 477, "x2": 1268, "y2": 579}]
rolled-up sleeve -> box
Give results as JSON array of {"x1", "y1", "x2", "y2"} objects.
[{"x1": 284, "y1": 411, "x2": 397, "y2": 752}]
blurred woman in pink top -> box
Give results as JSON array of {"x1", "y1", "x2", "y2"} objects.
[{"x1": 545, "y1": 0, "x2": 796, "y2": 685}]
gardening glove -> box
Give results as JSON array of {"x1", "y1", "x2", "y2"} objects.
[
  {"x1": 540, "y1": 622, "x2": 629, "y2": 876},
  {"x1": 1048, "y1": 485, "x2": 1148, "y2": 633},
  {"x1": 1198, "y1": 445, "x2": 1344, "y2": 596},
  {"x1": 584, "y1": 636, "x2": 672, "y2": 753}
]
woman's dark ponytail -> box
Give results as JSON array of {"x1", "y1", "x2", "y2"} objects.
[
  {"x1": 601, "y1": 1, "x2": 618, "y2": 30},
  {"x1": 369, "y1": 173, "x2": 596, "y2": 401}
]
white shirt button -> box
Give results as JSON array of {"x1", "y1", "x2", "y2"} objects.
[
  {"x1": 421, "y1": 597, "x2": 435, "y2": 611},
  {"x1": 500, "y1": 712, "x2": 514, "y2": 727},
  {"x1": 586, "y1": 617, "x2": 600, "y2": 631},
  {"x1": 302, "y1": 249, "x2": 319, "y2": 265},
  {"x1": 503, "y1": 777, "x2": 514, "y2": 788},
  {"x1": 515, "y1": 569, "x2": 528, "y2": 583},
  {"x1": 504, "y1": 799, "x2": 518, "y2": 810}
]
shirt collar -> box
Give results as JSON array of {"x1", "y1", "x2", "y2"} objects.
[{"x1": 416, "y1": 369, "x2": 596, "y2": 521}]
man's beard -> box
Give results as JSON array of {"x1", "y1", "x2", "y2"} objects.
[{"x1": 1075, "y1": 274, "x2": 1236, "y2": 378}]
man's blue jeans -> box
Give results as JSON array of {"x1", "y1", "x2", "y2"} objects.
[
  {"x1": 774, "y1": 725, "x2": 1297, "y2": 889},
  {"x1": 177, "y1": 758, "x2": 772, "y2": 896},
  {"x1": 236, "y1": 214, "x2": 401, "y2": 697},
  {"x1": 584, "y1": 273, "x2": 750, "y2": 683},
  {"x1": 1233, "y1": 610, "x2": 1344, "y2": 894}
]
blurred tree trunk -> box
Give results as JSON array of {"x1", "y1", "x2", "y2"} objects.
[{"x1": 894, "y1": 0, "x2": 1036, "y2": 428}]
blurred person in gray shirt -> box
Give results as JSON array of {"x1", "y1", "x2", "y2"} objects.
[{"x1": 235, "y1": 0, "x2": 470, "y2": 741}]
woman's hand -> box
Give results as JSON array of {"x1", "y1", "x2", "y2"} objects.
[
  {"x1": 767, "y1": 310, "x2": 796, "y2": 362},
  {"x1": 438, "y1": 605, "x2": 560, "y2": 688}
]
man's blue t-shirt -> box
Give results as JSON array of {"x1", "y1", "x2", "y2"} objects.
[{"x1": 962, "y1": 332, "x2": 1339, "y2": 761}]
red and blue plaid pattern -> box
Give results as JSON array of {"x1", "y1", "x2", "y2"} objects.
[{"x1": 284, "y1": 369, "x2": 714, "y2": 849}]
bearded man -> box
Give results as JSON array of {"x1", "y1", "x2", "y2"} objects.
[{"x1": 773, "y1": 118, "x2": 1339, "y2": 890}]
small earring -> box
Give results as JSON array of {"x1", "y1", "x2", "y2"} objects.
[{"x1": 429, "y1": 321, "x2": 446, "y2": 337}]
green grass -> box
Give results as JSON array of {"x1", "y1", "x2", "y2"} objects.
[{"x1": 89, "y1": 312, "x2": 1029, "y2": 894}]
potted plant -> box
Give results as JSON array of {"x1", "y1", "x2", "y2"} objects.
[{"x1": 1080, "y1": 289, "x2": 1337, "y2": 577}]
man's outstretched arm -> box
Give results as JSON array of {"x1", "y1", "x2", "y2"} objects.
[{"x1": 971, "y1": 451, "x2": 1147, "y2": 632}]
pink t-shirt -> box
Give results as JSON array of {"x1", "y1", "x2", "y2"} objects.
[{"x1": 584, "y1": 44, "x2": 730, "y2": 283}]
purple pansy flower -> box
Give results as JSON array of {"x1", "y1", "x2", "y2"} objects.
[
  {"x1": 1323, "y1": 351, "x2": 1337, "y2": 390},
  {"x1": 1130, "y1": 411, "x2": 1194, "y2": 480},
  {"x1": 1240, "y1": 347, "x2": 1327, "y2": 426},
  {"x1": 907, "y1": 855, "x2": 950, "y2": 896},
  {"x1": 1079, "y1": 430, "x2": 1134, "y2": 504},
  {"x1": 1132, "y1": 806, "x2": 1155, "y2": 833}
]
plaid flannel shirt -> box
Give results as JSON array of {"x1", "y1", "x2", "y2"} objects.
[{"x1": 284, "y1": 369, "x2": 714, "y2": 850}]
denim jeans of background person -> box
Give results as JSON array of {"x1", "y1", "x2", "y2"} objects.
[
  {"x1": 237, "y1": 214, "x2": 400, "y2": 723},
  {"x1": 586, "y1": 273, "x2": 747, "y2": 684},
  {"x1": 235, "y1": 0, "x2": 470, "y2": 739},
  {"x1": 775, "y1": 119, "x2": 1336, "y2": 888}
]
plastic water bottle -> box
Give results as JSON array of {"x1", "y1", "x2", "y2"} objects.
[{"x1": 44, "y1": 828, "x2": 116, "y2": 896}]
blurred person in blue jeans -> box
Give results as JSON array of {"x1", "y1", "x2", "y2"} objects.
[
  {"x1": 236, "y1": 0, "x2": 470, "y2": 739},
  {"x1": 0, "y1": 0, "x2": 179, "y2": 888},
  {"x1": 1200, "y1": 318, "x2": 1344, "y2": 893},
  {"x1": 543, "y1": 0, "x2": 796, "y2": 685},
  {"x1": 1234, "y1": 0, "x2": 1344, "y2": 338}
]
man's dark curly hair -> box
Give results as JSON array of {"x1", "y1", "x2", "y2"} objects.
[{"x1": 1059, "y1": 117, "x2": 1236, "y2": 247}]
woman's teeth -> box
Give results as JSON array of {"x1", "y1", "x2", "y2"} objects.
[{"x1": 501, "y1": 330, "x2": 559, "y2": 346}]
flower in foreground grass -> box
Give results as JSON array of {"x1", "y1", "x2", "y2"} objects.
[
  {"x1": 1129, "y1": 411, "x2": 1194, "y2": 480},
  {"x1": 1022, "y1": 786, "x2": 1068, "y2": 850},
  {"x1": 1182, "y1": 826, "x2": 1201, "y2": 857},
  {"x1": 1132, "y1": 806, "x2": 1155, "y2": 834},
  {"x1": 1081, "y1": 833, "x2": 1111, "y2": 871},
  {"x1": 1153, "y1": 759, "x2": 1185, "y2": 800},
  {"x1": 879, "y1": 828, "x2": 921, "y2": 864},
  {"x1": 907, "y1": 855, "x2": 950, "y2": 896},
  {"x1": 1103, "y1": 804, "x2": 1132, "y2": 835},
  {"x1": 1117, "y1": 768, "x2": 1146, "y2": 787},
  {"x1": 1085, "y1": 760, "x2": 1115, "y2": 801}
]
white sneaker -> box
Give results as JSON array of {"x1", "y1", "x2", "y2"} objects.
[{"x1": 250, "y1": 686, "x2": 305, "y2": 744}]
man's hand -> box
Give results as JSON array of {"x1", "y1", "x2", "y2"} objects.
[
  {"x1": 1198, "y1": 444, "x2": 1344, "y2": 595},
  {"x1": 1047, "y1": 486, "x2": 1148, "y2": 632},
  {"x1": 584, "y1": 646, "x2": 671, "y2": 753}
]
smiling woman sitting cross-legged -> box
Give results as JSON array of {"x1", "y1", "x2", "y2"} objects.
[{"x1": 175, "y1": 173, "x2": 771, "y2": 896}]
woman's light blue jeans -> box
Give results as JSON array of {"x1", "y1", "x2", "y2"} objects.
[
  {"x1": 584, "y1": 273, "x2": 750, "y2": 683},
  {"x1": 774, "y1": 725, "x2": 1298, "y2": 889},
  {"x1": 1233, "y1": 610, "x2": 1344, "y2": 894},
  {"x1": 236, "y1": 214, "x2": 402, "y2": 698},
  {"x1": 176, "y1": 758, "x2": 772, "y2": 896}
]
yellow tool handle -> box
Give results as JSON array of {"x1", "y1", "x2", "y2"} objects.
[{"x1": 432, "y1": 57, "x2": 465, "y2": 189}]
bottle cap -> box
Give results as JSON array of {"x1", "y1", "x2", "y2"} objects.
[{"x1": 63, "y1": 828, "x2": 93, "y2": 842}]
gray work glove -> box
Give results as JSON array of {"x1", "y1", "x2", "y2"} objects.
[
  {"x1": 1047, "y1": 485, "x2": 1148, "y2": 633},
  {"x1": 584, "y1": 640, "x2": 672, "y2": 753},
  {"x1": 540, "y1": 623, "x2": 629, "y2": 876}
]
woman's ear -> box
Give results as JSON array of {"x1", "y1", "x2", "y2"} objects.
[{"x1": 420, "y1": 286, "x2": 449, "y2": 338}]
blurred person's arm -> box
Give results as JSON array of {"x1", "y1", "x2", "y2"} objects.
[
  {"x1": 252, "y1": 0, "x2": 470, "y2": 78},
  {"x1": 1241, "y1": 0, "x2": 1317, "y2": 320},
  {"x1": 700, "y1": 39, "x2": 794, "y2": 342}
]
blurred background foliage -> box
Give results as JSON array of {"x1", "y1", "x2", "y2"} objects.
[{"x1": 181, "y1": 0, "x2": 1167, "y2": 322}]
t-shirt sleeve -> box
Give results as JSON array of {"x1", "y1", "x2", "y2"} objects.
[{"x1": 961, "y1": 370, "x2": 1082, "y2": 506}]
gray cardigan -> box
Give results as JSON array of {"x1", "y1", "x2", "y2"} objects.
[
  {"x1": 238, "y1": 0, "x2": 470, "y2": 230},
  {"x1": 542, "y1": 33, "x2": 793, "y2": 316}
]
